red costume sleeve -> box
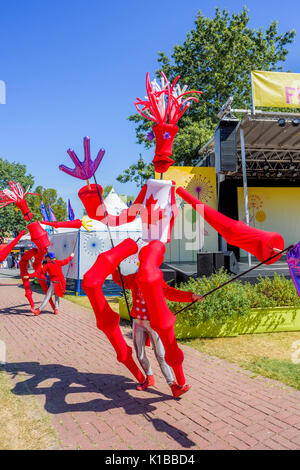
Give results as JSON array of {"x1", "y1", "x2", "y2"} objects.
[
  {"x1": 78, "y1": 183, "x2": 148, "y2": 227},
  {"x1": 162, "y1": 281, "x2": 193, "y2": 303},
  {"x1": 177, "y1": 186, "x2": 284, "y2": 265},
  {"x1": 40, "y1": 219, "x2": 82, "y2": 229},
  {"x1": 28, "y1": 271, "x2": 38, "y2": 279},
  {"x1": 28, "y1": 267, "x2": 44, "y2": 279},
  {"x1": 57, "y1": 255, "x2": 74, "y2": 267},
  {"x1": 0, "y1": 230, "x2": 27, "y2": 262},
  {"x1": 112, "y1": 270, "x2": 135, "y2": 290}
]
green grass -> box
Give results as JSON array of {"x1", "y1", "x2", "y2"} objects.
[
  {"x1": 0, "y1": 369, "x2": 59, "y2": 449},
  {"x1": 241, "y1": 358, "x2": 300, "y2": 390},
  {"x1": 181, "y1": 332, "x2": 300, "y2": 391}
]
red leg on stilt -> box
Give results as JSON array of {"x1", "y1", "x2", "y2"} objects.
[
  {"x1": 136, "y1": 241, "x2": 186, "y2": 386},
  {"x1": 23, "y1": 279, "x2": 35, "y2": 309},
  {"x1": 20, "y1": 248, "x2": 50, "y2": 312},
  {"x1": 82, "y1": 239, "x2": 145, "y2": 383},
  {"x1": 20, "y1": 248, "x2": 39, "y2": 311}
]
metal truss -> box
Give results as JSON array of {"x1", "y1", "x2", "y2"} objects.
[{"x1": 230, "y1": 149, "x2": 300, "y2": 180}]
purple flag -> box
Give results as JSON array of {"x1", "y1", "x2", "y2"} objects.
[
  {"x1": 286, "y1": 242, "x2": 300, "y2": 296},
  {"x1": 48, "y1": 204, "x2": 57, "y2": 222},
  {"x1": 40, "y1": 200, "x2": 50, "y2": 221},
  {"x1": 68, "y1": 199, "x2": 75, "y2": 221}
]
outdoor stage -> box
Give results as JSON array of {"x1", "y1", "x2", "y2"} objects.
[
  {"x1": 163, "y1": 258, "x2": 290, "y2": 285},
  {"x1": 0, "y1": 258, "x2": 291, "y2": 292}
]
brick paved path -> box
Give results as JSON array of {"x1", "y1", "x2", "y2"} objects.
[{"x1": 0, "y1": 284, "x2": 299, "y2": 450}]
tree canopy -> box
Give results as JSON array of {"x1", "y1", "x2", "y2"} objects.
[
  {"x1": 0, "y1": 158, "x2": 35, "y2": 236},
  {"x1": 0, "y1": 158, "x2": 67, "y2": 236},
  {"x1": 119, "y1": 6, "x2": 296, "y2": 184},
  {"x1": 27, "y1": 186, "x2": 67, "y2": 223}
]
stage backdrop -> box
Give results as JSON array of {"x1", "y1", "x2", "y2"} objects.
[
  {"x1": 238, "y1": 187, "x2": 300, "y2": 258},
  {"x1": 156, "y1": 167, "x2": 218, "y2": 262}
]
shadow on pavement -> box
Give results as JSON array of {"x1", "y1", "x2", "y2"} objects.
[
  {"x1": 0, "y1": 304, "x2": 53, "y2": 317},
  {"x1": 2, "y1": 361, "x2": 195, "y2": 448}
]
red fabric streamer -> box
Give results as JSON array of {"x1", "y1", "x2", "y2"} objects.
[
  {"x1": 177, "y1": 186, "x2": 284, "y2": 264},
  {"x1": 136, "y1": 240, "x2": 187, "y2": 385},
  {"x1": 41, "y1": 219, "x2": 82, "y2": 229},
  {"x1": 81, "y1": 238, "x2": 145, "y2": 383},
  {"x1": 0, "y1": 230, "x2": 27, "y2": 262}
]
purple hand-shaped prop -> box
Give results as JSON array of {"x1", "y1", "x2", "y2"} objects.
[
  {"x1": 286, "y1": 242, "x2": 300, "y2": 297},
  {"x1": 59, "y1": 136, "x2": 105, "y2": 180}
]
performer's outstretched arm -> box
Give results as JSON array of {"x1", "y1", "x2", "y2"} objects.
[
  {"x1": 40, "y1": 219, "x2": 81, "y2": 229},
  {"x1": 176, "y1": 186, "x2": 284, "y2": 265},
  {"x1": 0, "y1": 229, "x2": 27, "y2": 262},
  {"x1": 56, "y1": 253, "x2": 74, "y2": 267},
  {"x1": 162, "y1": 281, "x2": 202, "y2": 303}
]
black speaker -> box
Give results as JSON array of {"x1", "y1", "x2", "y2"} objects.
[
  {"x1": 213, "y1": 251, "x2": 225, "y2": 272},
  {"x1": 162, "y1": 268, "x2": 176, "y2": 285},
  {"x1": 224, "y1": 251, "x2": 239, "y2": 274},
  {"x1": 197, "y1": 252, "x2": 214, "y2": 277},
  {"x1": 215, "y1": 119, "x2": 239, "y2": 173}
]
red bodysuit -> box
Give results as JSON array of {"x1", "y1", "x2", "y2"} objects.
[
  {"x1": 112, "y1": 270, "x2": 193, "y2": 320},
  {"x1": 31, "y1": 255, "x2": 74, "y2": 298}
]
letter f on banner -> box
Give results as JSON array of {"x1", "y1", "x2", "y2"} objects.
[{"x1": 285, "y1": 87, "x2": 296, "y2": 104}]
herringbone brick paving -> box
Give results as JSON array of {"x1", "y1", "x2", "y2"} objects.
[{"x1": 0, "y1": 284, "x2": 299, "y2": 450}]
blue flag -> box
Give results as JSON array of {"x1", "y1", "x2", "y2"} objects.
[
  {"x1": 48, "y1": 204, "x2": 57, "y2": 222},
  {"x1": 68, "y1": 199, "x2": 75, "y2": 221},
  {"x1": 40, "y1": 200, "x2": 50, "y2": 221},
  {"x1": 286, "y1": 243, "x2": 300, "y2": 297}
]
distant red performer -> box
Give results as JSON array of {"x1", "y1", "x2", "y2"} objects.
[
  {"x1": 0, "y1": 181, "x2": 91, "y2": 314},
  {"x1": 27, "y1": 251, "x2": 74, "y2": 315}
]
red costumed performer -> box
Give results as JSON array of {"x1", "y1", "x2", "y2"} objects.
[
  {"x1": 0, "y1": 181, "x2": 91, "y2": 314},
  {"x1": 59, "y1": 72, "x2": 284, "y2": 394},
  {"x1": 26, "y1": 251, "x2": 74, "y2": 315}
]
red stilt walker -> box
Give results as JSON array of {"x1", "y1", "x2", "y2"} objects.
[{"x1": 59, "y1": 72, "x2": 284, "y2": 395}]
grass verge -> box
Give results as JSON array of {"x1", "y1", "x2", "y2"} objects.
[
  {"x1": 181, "y1": 332, "x2": 300, "y2": 391},
  {"x1": 0, "y1": 368, "x2": 59, "y2": 449}
]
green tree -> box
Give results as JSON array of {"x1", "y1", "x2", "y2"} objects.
[
  {"x1": 120, "y1": 7, "x2": 295, "y2": 183},
  {"x1": 0, "y1": 158, "x2": 35, "y2": 235},
  {"x1": 102, "y1": 185, "x2": 113, "y2": 198},
  {"x1": 117, "y1": 154, "x2": 154, "y2": 187},
  {"x1": 27, "y1": 186, "x2": 67, "y2": 222},
  {"x1": 103, "y1": 184, "x2": 136, "y2": 206},
  {"x1": 0, "y1": 157, "x2": 68, "y2": 235}
]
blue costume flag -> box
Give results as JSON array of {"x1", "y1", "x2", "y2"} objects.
[
  {"x1": 68, "y1": 199, "x2": 75, "y2": 221},
  {"x1": 40, "y1": 200, "x2": 50, "y2": 221},
  {"x1": 48, "y1": 204, "x2": 57, "y2": 222},
  {"x1": 286, "y1": 243, "x2": 300, "y2": 297}
]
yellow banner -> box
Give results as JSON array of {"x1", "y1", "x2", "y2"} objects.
[{"x1": 251, "y1": 70, "x2": 300, "y2": 108}]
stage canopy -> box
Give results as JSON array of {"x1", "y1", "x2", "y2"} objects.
[{"x1": 199, "y1": 110, "x2": 300, "y2": 181}]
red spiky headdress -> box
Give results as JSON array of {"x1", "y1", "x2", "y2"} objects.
[
  {"x1": 0, "y1": 181, "x2": 39, "y2": 221},
  {"x1": 135, "y1": 72, "x2": 202, "y2": 173}
]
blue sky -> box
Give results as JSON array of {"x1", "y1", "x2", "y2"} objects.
[{"x1": 0, "y1": 0, "x2": 300, "y2": 217}]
